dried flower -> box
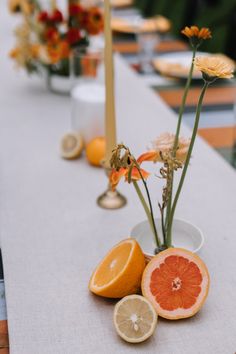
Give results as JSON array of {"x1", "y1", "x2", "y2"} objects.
[
  {"x1": 109, "y1": 144, "x2": 150, "y2": 191},
  {"x1": 194, "y1": 56, "x2": 234, "y2": 81},
  {"x1": 110, "y1": 167, "x2": 149, "y2": 191},
  {"x1": 138, "y1": 133, "x2": 190, "y2": 164}
]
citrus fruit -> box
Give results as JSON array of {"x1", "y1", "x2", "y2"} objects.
[
  {"x1": 89, "y1": 239, "x2": 146, "y2": 298},
  {"x1": 142, "y1": 248, "x2": 210, "y2": 320},
  {"x1": 113, "y1": 294, "x2": 157, "y2": 343},
  {"x1": 61, "y1": 133, "x2": 84, "y2": 159},
  {"x1": 85, "y1": 136, "x2": 105, "y2": 167}
]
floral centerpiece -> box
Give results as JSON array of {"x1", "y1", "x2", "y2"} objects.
[
  {"x1": 87, "y1": 26, "x2": 234, "y2": 344},
  {"x1": 10, "y1": 0, "x2": 104, "y2": 90},
  {"x1": 89, "y1": 26, "x2": 236, "y2": 344},
  {"x1": 109, "y1": 26, "x2": 234, "y2": 254}
]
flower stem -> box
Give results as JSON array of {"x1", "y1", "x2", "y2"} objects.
[
  {"x1": 173, "y1": 48, "x2": 197, "y2": 152},
  {"x1": 133, "y1": 181, "x2": 160, "y2": 248},
  {"x1": 165, "y1": 48, "x2": 197, "y2": 239},
  {"x1": 166, "y1": 81, "x2": 209, "y2": 246}
]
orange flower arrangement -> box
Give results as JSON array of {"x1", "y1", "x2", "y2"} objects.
[{"x1": 10, "y1": 0, "x2": 104, "y2": 74}]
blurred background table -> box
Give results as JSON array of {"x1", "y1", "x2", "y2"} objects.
[{"x1": 111, "y1": 16, "x2": 236, "y2": 167}]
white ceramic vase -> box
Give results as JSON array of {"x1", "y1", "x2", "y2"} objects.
[{"x1": 130, "y1": 218, "x2": 204, "y2": 262}]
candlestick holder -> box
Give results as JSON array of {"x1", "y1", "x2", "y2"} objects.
[{"x1": 97, "y1": 166, "x2": 127, "y2": 209}]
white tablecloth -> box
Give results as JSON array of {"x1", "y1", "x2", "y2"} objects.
[{"x1": 1, "y1": 3, "x2": 236, "y2": 353}]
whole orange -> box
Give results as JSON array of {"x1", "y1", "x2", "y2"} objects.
[{"x1": 86, "y1": 136, "x2": 106, "y2": 167}]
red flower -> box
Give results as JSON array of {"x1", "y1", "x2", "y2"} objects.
[
  {"x1": 38, "y1": 11, "x2": 49, "y2": 23},
  {"x1": 45, "y1": 27, "x2": 59, "y2": 43},
  {"x1": 50, "y1": 9, "x2": 63, "y2": 23},
  {"x1": 67, "y1": 28, "x2": 81, "y2": 45},
  {"x1": 69, "y1": 4, "x2": 83, "y2": 17}
]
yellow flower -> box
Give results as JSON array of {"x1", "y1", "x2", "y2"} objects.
[
  {"x1": 194, "y1": 56, "x2": 234, "y2": 80},
  {"x1": 138, "y1": 133, "x2": 190, "y2": 164},
  {"x1": 181, "y1": 26, "x2": 211, "y2": 40}
]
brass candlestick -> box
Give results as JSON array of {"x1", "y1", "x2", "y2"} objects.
[{"x1": 97, "y1": 166, "x2": 127, "y2": 209}]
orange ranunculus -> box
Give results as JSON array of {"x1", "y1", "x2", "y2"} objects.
[{"x1": 110, "y1": 167, "x2": 150, "y2": 191}]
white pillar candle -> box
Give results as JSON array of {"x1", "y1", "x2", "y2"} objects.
[{"x1": 71, "y1": 83, "x2": 105, "y2": 143}]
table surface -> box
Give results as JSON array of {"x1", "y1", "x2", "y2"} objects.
[{"x1": 1, "y1": 4, "x2": 236, "y2": 354}]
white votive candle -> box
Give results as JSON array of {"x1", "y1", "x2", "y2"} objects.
[{"x1": 71, "y1": 82, "x2": 105, "y2": 143}]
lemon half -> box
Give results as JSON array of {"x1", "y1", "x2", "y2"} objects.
[{"x1": 60, "y1": 133, "x2": 84, "y2": 159}]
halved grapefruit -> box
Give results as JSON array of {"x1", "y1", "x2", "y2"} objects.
[{"x1": 142, "y1": 248, "x2": 210, "y2": 320}]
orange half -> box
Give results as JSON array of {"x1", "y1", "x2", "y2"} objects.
[
  {"x1": 89, "y1": 239, "x2": 146, "y2": 298},
  {"x1": 142, "y1": 248, "x2": 210, "y2": 320}
]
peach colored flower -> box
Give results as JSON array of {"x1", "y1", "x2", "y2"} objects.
[
  {"x1": 138, "y1": 133, "x2": 190, "y2": 164},
  {"x1": 181, "y1": 26, "x2": 211, "y2": 40},
  {"x1": 110, "y1": 167, "x2": 150, "y2": 191},
  {"x1": 194, "y1": 56, "x2": 234, "y2": 79}
]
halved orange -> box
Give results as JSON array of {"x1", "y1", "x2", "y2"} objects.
[
  {"x1": 142, "y1": 248, "x2": 210, "y2": 320},
  {"x1": 89, "y1": 239, "x2": 146, "y2": 298}
]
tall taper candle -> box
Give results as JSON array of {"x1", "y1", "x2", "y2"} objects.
[{"x1": 104, "y1": 0, "x2": 117, "y2": 167}]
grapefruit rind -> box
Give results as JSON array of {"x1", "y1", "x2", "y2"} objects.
[
  {"x1": 141, "y1": 248, "x2": 210, "y2": 320},
  {"x1": 113, "y1": 294, "x2": 158, "y2": 343},
  {"x1": 89, "y1": 239, "x2": 146, "y2": 298}
]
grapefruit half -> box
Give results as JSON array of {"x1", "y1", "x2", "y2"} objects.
[{"x1": 142, "y1": 248, "x2": 210, "y2": 320}]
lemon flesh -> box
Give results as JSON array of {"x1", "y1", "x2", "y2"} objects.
[
  {"x1": 61, "y1": 133, "x2": 84, "y2": 159},
  {"x1": 114, "y1": 295, "x2": 157, "y2": 343}
]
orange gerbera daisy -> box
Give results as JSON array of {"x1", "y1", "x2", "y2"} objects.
[
  {"x1": 181, "y1": 26, "x2": 211, "y2": 40},
  {"x1": 110, "y1": 167, "x2": 149, "y2": 191}
]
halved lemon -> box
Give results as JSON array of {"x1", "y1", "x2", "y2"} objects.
[
  {"x1": 89, "y1": 239, "x2": 146, "y2": 298},
  {"x1": 60, "y1": 133, "x2": 84, "y2": 159},
  {"x1": 114, "y1": 294, "x2": 157, "y2": 343}
]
